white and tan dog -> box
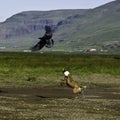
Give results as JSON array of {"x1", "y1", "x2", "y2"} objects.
[{"x1": 61, "y1": 70, "x2": 86, "y2": 97}]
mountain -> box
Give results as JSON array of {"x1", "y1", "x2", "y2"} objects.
[
  {"x1": 0, "y1": 0, "x2": 120, "y2": 53},
  {"x1": 0, "y1": 9, "x2": 88, "y2": 51}
]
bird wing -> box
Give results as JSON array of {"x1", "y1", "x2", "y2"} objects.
[{"x1": 31, "y1": 39, "x2": 46, "y2": 51}]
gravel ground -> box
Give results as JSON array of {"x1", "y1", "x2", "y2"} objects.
[{"x1": 0, "y1": 86, "x2": 120, "y2": 120}]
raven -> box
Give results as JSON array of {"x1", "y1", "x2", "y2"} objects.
[{"x1": 31, "y1": 25, "x2": 54, "y2": 51}]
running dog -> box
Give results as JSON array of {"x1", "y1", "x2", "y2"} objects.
[{"x1": 61, "y1": 70, "x2": 86, "y2": 97}]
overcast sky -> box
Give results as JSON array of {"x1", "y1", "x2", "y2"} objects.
[{"x1": 0, "y1": 0, "x2": 115, "y2": 22}]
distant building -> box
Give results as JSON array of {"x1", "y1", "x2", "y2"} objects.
[
  {"x1": 89, "y1": 48, "x2": 97, "y2": 52},
  {"x1": 23, "y1": 50, "x2": 31, "y2": 52},
  {"x1": 0, "y1": 46, "x2": 6, "y2": 49},
  {"x1": 83, "y1": 48, "x2": 97, "y2": 53}
]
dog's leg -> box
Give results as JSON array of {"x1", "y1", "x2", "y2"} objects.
[
  {"x1": 73, "y1": 87, "x2": 81, "y2": 99},
  {"x1": 80, "y1": 86, "x2": 87, "y2": 99},
  {"x1": 81, "y1": 89, "x2": 85, "y2": 98}
]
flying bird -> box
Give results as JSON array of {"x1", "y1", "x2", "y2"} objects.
[{"x1": 31, "y1": 25, "x2": 54, "y2": 51}]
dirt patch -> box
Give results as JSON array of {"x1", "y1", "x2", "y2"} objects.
[
  {"x1": 0, "y1": 86, "x2": 120, "y2": 99},
  {"x1": 0, "y1": 86, "x2": 120, "y2": 120}
]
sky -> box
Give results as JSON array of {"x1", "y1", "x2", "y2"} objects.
[{"x1": 0, "y1": 0, "x2": 115, "y2": 22}]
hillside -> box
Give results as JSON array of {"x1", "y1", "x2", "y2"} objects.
[{"x1": 0, "y1": 0, "x2": 120, "y2": 53}]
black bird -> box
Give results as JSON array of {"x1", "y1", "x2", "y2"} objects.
[{"x1": 31, "y1": 25, "x2": 54, "y2": 51}]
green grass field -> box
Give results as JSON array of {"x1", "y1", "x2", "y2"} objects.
[{"x1": 0, "y1": 52, "x2": 119, "y2": 87}]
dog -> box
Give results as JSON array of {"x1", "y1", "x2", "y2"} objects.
[{"x1": 61, "y1": 70, "x2": 86, "y2": 98}]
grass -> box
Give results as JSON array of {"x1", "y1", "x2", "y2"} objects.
[{"x1": 0, "y1": 52, "x2": 119, "y2": 87}]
